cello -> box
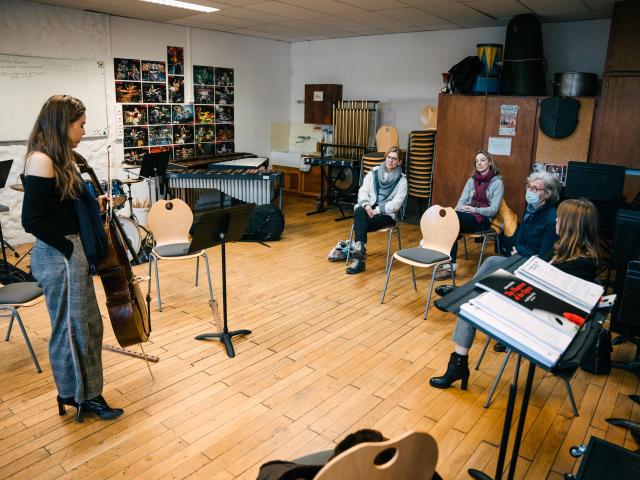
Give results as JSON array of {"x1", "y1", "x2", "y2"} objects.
[{"x1": 75, "y1": 152, "x2": 151, "y2": 347}]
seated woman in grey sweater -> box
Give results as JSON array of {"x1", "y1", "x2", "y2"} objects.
[
  {"x1": 347, "y1": 146, "x2": 408, "y2": 274},
  {"x1": 436, "y1": 151, "x2": 504, "y2": 280}
]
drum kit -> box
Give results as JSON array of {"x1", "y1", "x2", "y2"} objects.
[{"x1": 117, "y1": 163, "x2": 153, "y2": 262}]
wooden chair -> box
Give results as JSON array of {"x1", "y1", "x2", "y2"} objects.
[
  {"x1": 1, "y1": 282, "x2": 44, "y2": 372},
  {"x1": 315, "y1": 430, "x2": 438, "y2": 480},
  {"x1": 459, "y1": 199, "x2": 518, "y2": 271},
  {"x1": 375, "y1": 125, "x2": 400, "y2": 153},
  {"x1": 381, "y1": 205, "x2": 460, "y2": 320},
  {"x1": 147, "y1": 199, "x2": 214, "y2": 312}
]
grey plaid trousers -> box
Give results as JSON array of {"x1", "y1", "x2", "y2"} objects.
[{"x1": 31, "y1": 236, "x2": 103, "y2": 402}]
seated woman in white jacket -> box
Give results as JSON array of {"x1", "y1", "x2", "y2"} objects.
[{"x1": 348, "y1": 146, "x2": 408, "y2": 274}]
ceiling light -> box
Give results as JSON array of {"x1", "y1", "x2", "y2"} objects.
[{"x1": 140, "y1": 0, "x2": 219, "y2": 13}]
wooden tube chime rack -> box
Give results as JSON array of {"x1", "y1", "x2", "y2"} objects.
[{"x1": 332, "y1": 100, "x2": 379, "y2": 158}]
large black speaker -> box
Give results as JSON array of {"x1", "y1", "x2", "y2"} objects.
[
  {"x1": 564, "y1": 162, "x2": 626, "y2": 236},
  {"x1": 612, "y1": 210, "x2": 640, "y2": 271},
  {"x1": 611, "y1": 261, "x2": 640, "y2": 336},
  {"x1": 502, "y1": 14, "x2": 546, "y2": 95}
]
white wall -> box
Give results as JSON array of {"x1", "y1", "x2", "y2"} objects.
[
  {"x1": 289, "y1": 19, "x2": 611, "y2": 149},
  {"x1": 0, "y1": 0, "x2": 612, "y2": 246},
  {"x1": 0, "y1": 0, "x2": 290, "y2": 244}
]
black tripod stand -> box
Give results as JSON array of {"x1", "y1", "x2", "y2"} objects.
[{"x1": 192, "y1": 204, "x2": 255, "y2": 358}]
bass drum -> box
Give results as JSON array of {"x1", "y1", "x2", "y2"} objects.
[
  {"x1": 117, "y1": 216, "x2": 154, "y2": 263},
  {"x1": 117, "y1": 216, "x2": 141, "y2": 261}
]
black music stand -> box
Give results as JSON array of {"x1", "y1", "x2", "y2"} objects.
[
  {"x1": 0, "y1": 160, "x2": 16, "y2": 277},
  {"x1": 435, "y1": 256, "x2": 605, "y2": 480},
  {"x1": 193, "y1": 203, "x2": 255, "y2": 358},
  {"x1": 140, "y1": 151, "x2": 171, "y2": 201}
]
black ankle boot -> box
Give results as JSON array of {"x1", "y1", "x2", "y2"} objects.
[
  {"x1": 429, "y1": 352, "x2": 470, "y2": 390},
  {"x1": 346, "y1": 259, "x2": 366, "y2": 274},
  {"x1": 57, "y1": 396, "x2": 78, "y2": 416},
  {"x1": 76, "y1": 395, "x2": 124, "y2": 422}
]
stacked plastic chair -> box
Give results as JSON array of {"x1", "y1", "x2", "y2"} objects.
[{"x1": 406, "y1": 130, "x2": 436, "y2": 207}]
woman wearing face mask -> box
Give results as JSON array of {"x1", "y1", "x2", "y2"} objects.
[
  {"x1": 435, "y1": 151, "x2": 504, "y2": 280},
  {"x1": 429, "y1": 171, "x2": 563, "y2": 390},
  {"x1": 347, "y1": 146, "x2": 408, "y2": 274},
  {"x1": 510, "y1": 171, "x2": 561, "y2": 258}
]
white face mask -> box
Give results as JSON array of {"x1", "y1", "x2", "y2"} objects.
[{"x1": 525, "y1": 190, "x2": 541, "y2": 208}]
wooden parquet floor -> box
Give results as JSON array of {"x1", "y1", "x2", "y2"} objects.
[{"x1": 0, "y1": 195, "x2": 638, "y2": 479}]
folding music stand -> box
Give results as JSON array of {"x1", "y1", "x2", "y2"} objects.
[
  {"x1": 192, "y1": 203, "x2": 255, "y2": 358},
  {"x1": 139, "y1": 151, "x2": 171, "y2": 201},
  {"x1": 0, "y1": 160, "x2": 15, "y2": 277},
  {"x1": 435, "y1": 256, "x2": 606, "y2": 480}
]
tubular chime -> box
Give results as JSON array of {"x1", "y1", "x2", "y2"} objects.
[
  {"x1": 406, "y1": 130, "x2": 436, "y2": 202},
  {"x1": 332, "y1": 100, "x2": 379, "y2": 158}
]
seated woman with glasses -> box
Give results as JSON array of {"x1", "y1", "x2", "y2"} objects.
[
  {"x1": 347, "y1": 146, "x2": 407, "y2": 274},
  {"x1": 435, "y1": 150, "x2": 504, "y2": 280},
  {"x1": 430, "y1": 171, "x2": 566, "y2": 390}
]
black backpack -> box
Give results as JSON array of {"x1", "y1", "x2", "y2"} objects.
[
  {"x1": 242, "y1": 204, "x2": 285, "y2": 241},
  {"x1": 580, "y1": 324, "x2": 612, "y2": 375},
  {"x1": 448, "y1": 56, "x2": 483, "y2": 94}
]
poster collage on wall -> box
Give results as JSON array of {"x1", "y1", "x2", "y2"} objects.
[{"x1": 115, "y1": 46, "x2": 235, "y2": 163}]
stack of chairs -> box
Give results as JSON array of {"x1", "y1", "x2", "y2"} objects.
[{"x1": 406, "y1": 130, "x2": 436, "y2": 210}]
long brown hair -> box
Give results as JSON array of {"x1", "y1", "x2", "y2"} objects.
[
  {"x1": 553, "y1": 198, "x2": 600, "y2": 264},
  {"x1": 26, "y1": 95, "x2": 84, "y2": 199},
  {"x1": 471, "y1": 150, "x2": 500, "y2": 176}
]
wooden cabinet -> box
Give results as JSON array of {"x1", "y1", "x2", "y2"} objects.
[
  {"x1": 432, "y1": 94, "x2": 486, "y2": 209},
  {"x1": 590, "y1": 76, "x2": 640, "y2": 169},
  {"x1": 590, "y1": 1, "x2": 640, "y2": 170},
  {"x1": 482, "y1": 97, "x2": 538, "y2": 215},
  {"x1": 273, "y1": 166, "x2": 321, "y2": 197},
  {"x1": 304, "y1": 84, "x2": 342, "y2": 125},
  {"x1": 605, "y1": 1, "x2": 640, "y2": 73},
  {"x1": 432, "y1": 94, "x2": 538, "y2": 216}
]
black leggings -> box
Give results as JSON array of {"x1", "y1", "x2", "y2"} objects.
[
  {"x1": 353, "y1": 206, "x2": 395, "y2": 243},
  {"x1": 451, "y1": 211, "x2": 491, "y2": 262}
]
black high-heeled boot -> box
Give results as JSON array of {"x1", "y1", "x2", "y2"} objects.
[
  {"x1": 57, "y1": 396, "x2": 78, "y2": 416},
  {"x1": 76, "y1": 395, "x2": 123, "y2": 422},
  {"x1": 429, "y1": 352, "x2": 470, "y2": 390}
]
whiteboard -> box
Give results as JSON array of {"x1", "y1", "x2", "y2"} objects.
[{"x1": 0, "y1": 53, "x2": 108, "y2": 141}]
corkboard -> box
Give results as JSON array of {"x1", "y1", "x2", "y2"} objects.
[{"x1": 535, "y1": 98, "x2": 595, "y2": 166}]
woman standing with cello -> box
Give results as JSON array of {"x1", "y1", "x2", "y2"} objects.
[{"x1": 22, "y1": 95, "x2": 123, "y2": 422}]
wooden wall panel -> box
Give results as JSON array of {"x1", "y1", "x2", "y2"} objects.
[
  {"x1": 590, "y1": 76, "x2": 640, "y2": 169},
  {"x1": 535, "y1": 98, "x2": 595, "y2": 166},
  {"x1": 482, "y1": 97, "x2": 538, "y2": 216},
  {"x1": 605, "y1": 1, "x2": 640, "y2": 73},
  {"x1": 432, "y1": 94, "x2": 486, "y2": 209}
]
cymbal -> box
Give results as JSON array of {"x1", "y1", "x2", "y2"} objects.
[
  {"x1": 9, "y1": 184, "x2": 23, "y2": 192},
  {"x1": 112, "y1": 194, "x2": 127, "y2": 208},
  {"x1": 119, "y1": 178, "x2": 142, "y2": 185}
]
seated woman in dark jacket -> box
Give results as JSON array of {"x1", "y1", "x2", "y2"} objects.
[
  {"x1": 510, "y1": 171, "x2": 561, "y2": 258},
  {"x1": 429, "y1": 180, "x2": 601, "y2": 391}
]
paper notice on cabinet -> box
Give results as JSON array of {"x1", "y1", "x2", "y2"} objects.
[
  {"x1": 499, "y1": 104, "x2": 518, "y2": 136},
  {"x1": 488, "y1": 137, "x2": 512, "y2": 156}
]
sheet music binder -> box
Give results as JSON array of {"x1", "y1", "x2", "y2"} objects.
[{"x1": 435, "y1": 255, "x2": 600, "y2": 374}]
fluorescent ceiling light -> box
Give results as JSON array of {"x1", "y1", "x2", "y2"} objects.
[{"x1": 140, "y1": 0, "x2": 219, "y2": 13}]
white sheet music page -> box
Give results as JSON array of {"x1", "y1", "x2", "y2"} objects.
[{"x1": 515, "y1": 256, "x2": 603, "y2": 311}]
